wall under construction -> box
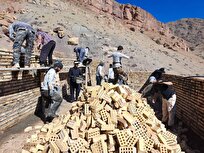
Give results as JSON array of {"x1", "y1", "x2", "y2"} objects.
[
  {"x1": 129, "y1": 72, "x2": 204, "y2": 139},
  {"x1": 0, "y1": 50, "x2": 203, "y2": 140}
]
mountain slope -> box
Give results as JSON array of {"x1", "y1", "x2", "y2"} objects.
[
  {"x1": 0, "y1": 0, "x2": 203, "y2": 76},
  {"x1": 167, "y1": 18, "x2": 204, "y2": 59}
]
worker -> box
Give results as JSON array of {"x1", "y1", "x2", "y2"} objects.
[
  {"x1": 74, "y1": 47, "x2": 90, "y2": 64},
  {"x1": 68, "y1": 61, "x2": 82, "y2": 102},
  {"x1": 96, "y1": 61, "x2": 104, "y2": 85},
  {"x1": 149, "y1": 68, "x2": 165, "y2": 83},
  {"x1": 152, "y1": 81, "x2": 176, "y2": 130},
  {"x1": 108, "y1": 45, "x2": 129, "y2": 84},
  {"x1": 141, "y1": 77, "x2": 162, "y2": 119},
  {"x1": 41, "y1": 61, "x2": 63, "y2": 122},
  {"x1": 108, "y1": 64, "x2": 114, "y2": 83},
  {"x1": 36, "y1": 29, "x2": 56, "y2": 67},
  {"x1": 8, "y1": 21, "x2": 35, "y2": 68}
]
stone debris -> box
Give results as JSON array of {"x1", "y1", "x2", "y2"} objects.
[
  {"x1": 68, "y1": 37, "x2": 79, "y2": 45},
  {"x1": 53, "y1": 27, "x2": 65, "y2": 39},
  {"x1": 22, "y1": 82, "x2": 183, "y2": 153}
]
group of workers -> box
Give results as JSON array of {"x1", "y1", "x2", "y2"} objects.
[
  {"x1": 8, "y1": 21, "x2": 177, "y2": 130},
  {"x1": 8, "y1": 21, "x2": 56, "y2": 68}
]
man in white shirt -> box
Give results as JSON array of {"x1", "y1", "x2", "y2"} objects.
[
  {"x1": 108, "y1": 64, "x2": 114, "y2": 83},
  {"x1": 96, "y1": 61, "x2": 104, "y2": 85},
  {"x1": 108, "y1": 46, "x2": 129, "y2": 84}
]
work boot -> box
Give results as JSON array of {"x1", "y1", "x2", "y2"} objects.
[{"x1": 12, "y1": 63, "x2": 20, "y2": 69}]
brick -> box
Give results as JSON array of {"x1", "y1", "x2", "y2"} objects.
[
  {"x1": 71, "y1": 128, "x2": 79, "y2": 140},
  {"x1": 127, "y1": 135, "x2": 138, "y2": 147},
  {"x1": 24, "y1": 126, "x2": 33, "y2": 132},
  {"x1": 101, "y1": 124, "x2": 115, "y2": 131},
  {"x1": 86, "y1": 128, "x2": 100, "y2": 140},
  {"x1": 119, "y1": 147, "x2": 137, "y2": 153},
  {"x1": 84, "y1": 104, "x2": 91, "y2": 116},
  {"x1": 117, "y1": 130, "x2": 130, "y2": 147},
  {"x1": 159, "y1": 144, "x2": 168, "y2": 153},
  {"x1": 69, "y1": 138, "x2": 85, "y2": 153},
  {"x1": 55, "y1": 140, "x2": 69, "y2": 152},
  {"x1": 93, "y1": 134, "x2": 107, "y2": 142},
  {"x1": 137, "y1": 138, "x2": 146, "y2": 153},
  {"x1": 78, "y1": 148, "x2": 92, "y2": 153},
  {"x1": 100, "y1": 109, "x2": 109, "y2": 122},
  {"x1": 122, "y1": 111, "x2": 135, "y2": 124},
  {"x1": 50, "y1": 142, "x2": 60, "y2": 153}
]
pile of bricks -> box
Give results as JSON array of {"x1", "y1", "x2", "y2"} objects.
[{"x1": 22, "y1": 82, "x2": 183, "y2": 153}]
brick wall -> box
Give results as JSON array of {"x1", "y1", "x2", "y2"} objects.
[
  {"x1": 128, "y1": 72, "x2": 204, "y2": 139},
  {"x1": 163, "y1": 74, "x2": 204, "y2": 139},
  {"x1": 0, "y1": 49, "x2": 69, "y2": 131}
]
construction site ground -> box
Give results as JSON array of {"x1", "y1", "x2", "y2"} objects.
[{"x1": 0, "y1": 97, "x2": 204, "y2": 153}]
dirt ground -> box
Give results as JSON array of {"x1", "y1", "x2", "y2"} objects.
[{"x1": 0, "y1": 100, "x2": 72, "y2": 153}]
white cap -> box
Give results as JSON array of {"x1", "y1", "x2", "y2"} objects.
[{"x1": 149, "y1": 76, "x2": 156, "y2": 83}]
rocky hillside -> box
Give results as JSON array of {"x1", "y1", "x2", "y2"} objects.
[
  {"x1": 167, "y1": 18, "x2": 204, "y2": 59},
  {"x1": 0, "y1": 0, "x2": 203, "y2": 76}
]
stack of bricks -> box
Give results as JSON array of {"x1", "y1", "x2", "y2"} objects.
[
  {"x1": 22, "y1": 82, "x2": 184, "y2": 153},
  {"x1": 0, "y1": 49, "x2": 40, "y2": 68}
]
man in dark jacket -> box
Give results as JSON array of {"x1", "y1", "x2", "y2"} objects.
[{"x1": 68, "y1": 61, "x2": 82, "y2": 102}]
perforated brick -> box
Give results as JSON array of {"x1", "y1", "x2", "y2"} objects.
[
  {"x1": 100, "y1": 109, "x2": 109, "y2": 122},
  {"x1": 117, "y1": 130, "x2": 130, "y2": 147},
  {"x1": 86, "y1": 128, "x2": 100, "y2": 140},
  {"x1": 119, "y1": 147, "x2": 137, "y2": 153},
  {"x1": 69, "y1": 138, "x2": 85, "y2": 153}
]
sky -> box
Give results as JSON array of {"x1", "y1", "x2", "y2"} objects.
[{"x1": 116, "y1": 0, "x2": 204, "y2": 23}]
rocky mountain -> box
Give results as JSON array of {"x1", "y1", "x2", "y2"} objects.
[
  {"x1": 167, "y1": 18, "x2": 204, "y2": 59},
  {"x1": 0, "y1": 0, "x2": 203, "y2": 76}
]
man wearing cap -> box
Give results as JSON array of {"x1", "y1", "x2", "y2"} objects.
[
  {"x1": 68, "y1": 61, "x2": 82, "y2": 102},
  {"x1": 41, "y1": 61, "x2": 63, "y2": 122},
  {"x1": 8, "y1": 21, "x2": 36, "y2": 68},
  {"x1": 108, "y1": 46, "x2": 129, "y2": 84}
]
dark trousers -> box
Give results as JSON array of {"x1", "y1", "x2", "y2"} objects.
[
  {"x1": 13, "y1": 29, "x2": 35, "y2": 66},
  {"x1": 96, "y1": 76, "x2": 102, "y2": 85},
  {"x1": 41, "y1": 90, "x2": 62, "y2": 119},
  {"x1": 108, "y1": 79, "x2": 114, "y2": 84},
  {"x1": 70, "y1": 82, "x2": 81, "y2": 102},
  {"x1": 40, "y1": 40, "x2": 56, "y2": 65}
]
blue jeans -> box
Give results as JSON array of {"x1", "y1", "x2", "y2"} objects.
[{"x1": 76, "y1": 48, "x2": 85, "y2": 62}]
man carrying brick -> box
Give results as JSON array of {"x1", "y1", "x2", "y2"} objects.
[
  {"x1": 41, "y1": 61, "x2": 63, "y2": 122},
  {"x1": 108, "y1": 45, "x2": 129, "y2": 84},
  {"x1": 36, "y1": 29, "x2": 56, "y2": 67},
  {"x1": 8, "y1": 21, "x2": 35, "y2": 68},
  {"x1": 152, "y1": 81, "x2": 176, "y2": 131}
]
